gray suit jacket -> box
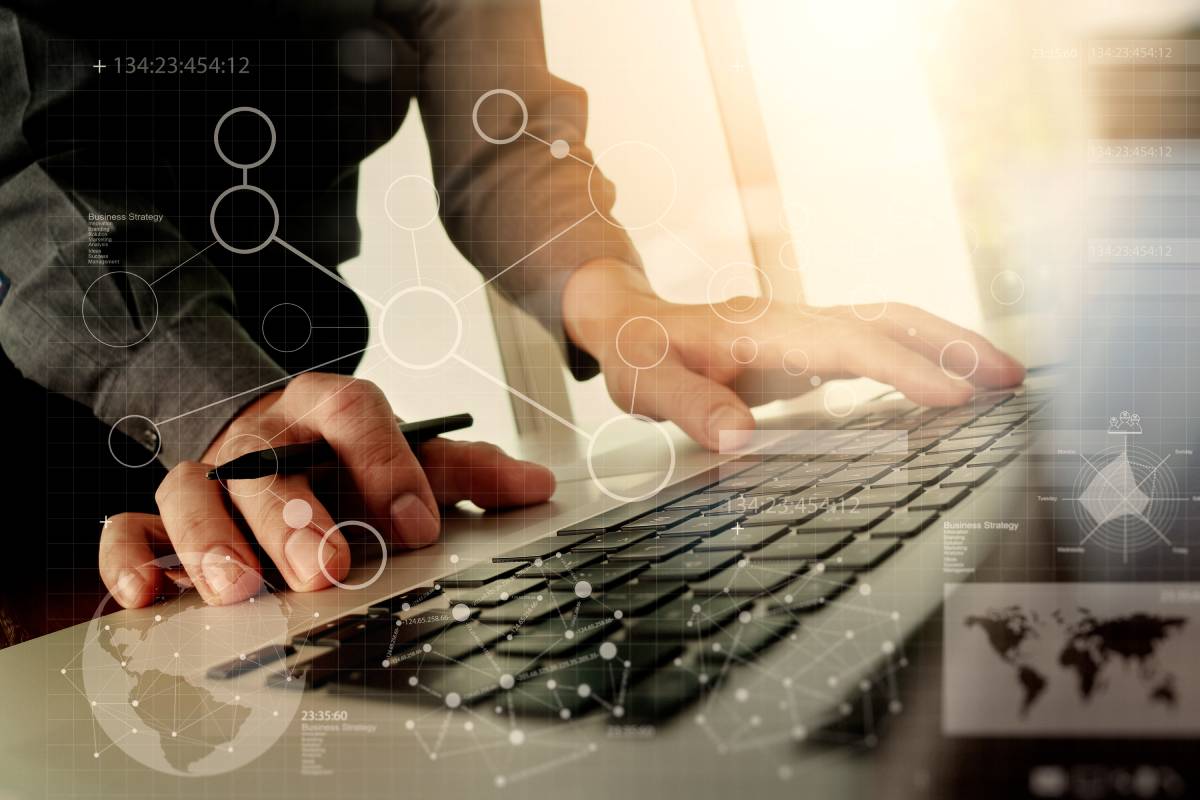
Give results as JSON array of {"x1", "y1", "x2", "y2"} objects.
[{"x1": 0, "y1": 0, "x2": 638, "y2": 465}]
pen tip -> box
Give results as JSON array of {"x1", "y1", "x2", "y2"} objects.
[{"x1": 205, "y1": 469, "x2": 218, "y2": 480}]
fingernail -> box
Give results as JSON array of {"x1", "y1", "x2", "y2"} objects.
[
  {"x1": 285, "y1": 528, "x2": 335, "y2": 584},
  {"x1": 391, "y1": 493, "x2": 440, "y2": 547},
  {"x1": 708, "y1": 406, "x2": 752, "y2": 452},
  {"x1": 202, "y1": 547, "x2": 246, "y2": 602},
  {"x1": 114, "y1": 570, "x2": 144, "y2": 606}
]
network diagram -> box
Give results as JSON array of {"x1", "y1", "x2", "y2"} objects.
[{"x1": 67, "y1": 93, "x2": 914, "y2": 784}]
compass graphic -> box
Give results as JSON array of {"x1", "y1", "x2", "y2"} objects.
[{"x1": 1072, "y1": 412, "x2": 1180, "y2": 561}]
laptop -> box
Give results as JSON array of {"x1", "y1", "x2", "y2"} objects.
[{"x1": 4, "y1": 6, "x2": 1195, "y2": 800}]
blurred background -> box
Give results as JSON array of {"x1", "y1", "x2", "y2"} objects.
[{"x1": 342, "y1": 0, "x2": 1200, "y2": 458}]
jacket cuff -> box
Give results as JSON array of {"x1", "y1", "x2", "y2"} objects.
[{"x1": 95, "y1": 312, "x2": 287, "y2": 466}]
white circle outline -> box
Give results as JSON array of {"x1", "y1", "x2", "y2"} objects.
[
  {"x1": 778, "y1": 239, "x2": 803, "y2": 272},
  {"x1": 939, "y1": 339, "x2": 980, "y2": 380},
  {"x1": 730, "y1": 336, "x2": 758, "y2": 365},
  {"x1": 472, "y1": 89, "x2": 529, "y2": 145},
  {"x1": 822, "y1": 382, "x2": 858, "y2": 419},
  {"x1": 383, "y1": 174, "x2": 441, "y2": 232},
  {"x1": 261, "y1": 302, "x2": 313, "y2": 353},
  {"x1": 82, "y1": 271, "x2": 159, "y2": 348},
  {"x1": 707, "y1": 262, "x2": 773, "y2": 325},
  {"x1": 213, "y1": 106, "x2": 277, "y2": 170},
  {"x1": 213, "y1": 433, "x2": 278, "y2": 498},
  {"x1": 782, "y1": 349, "x2": 810, "y2": 376},
  {"x1": 587, "y1": 140, "x2": 678, "y2": 231},
  {"x1": 318, "y1": 520, "x2": 388, "y2": 591},
  {"x1": 210, "y1": 184, "x2": 280, "y2": 255},
  {"x1": 850, "y1": 295, "x2": 888, "y2": 323},
  {"x1": 614, "y1": 315, "x2": 670, "y2": 370},
  {"x1": 108, "y1": 415, "x2": 162, "y2": 468},
  {"x1": 379, "y1": 286, "x2": 464, "y2": 370},
  {"x1": 586, "y1": 414, "x2": 677, "y2": 503},
  {"x1": 989, "y1": 269, "x2": 1025, "y2": 306}
]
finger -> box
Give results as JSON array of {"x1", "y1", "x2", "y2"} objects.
[
  {"x1": 227, "y1": 474, "x2": 350, "y2": 592},
  {"x1": 606, "y1": 351, "x2": 755, "y2": 452},
  {"x1": 98, "y1": 513, "x2": 168, "y2": 608},
  {"x1": 154, "y1": 461, "x2": 264, "y2": 605},
  {"x1": 760, "y1": 320, "x2": 976, "y2": 407},
  {"x1": 418, "y1": 439, "x2": 556, "y2": 509},
  {"x1": 867, "y1": 303, "x2": 1026, "y2": 388},
  {"x1": 281, "y1": 374, "x2": 440, "y2": 548}
]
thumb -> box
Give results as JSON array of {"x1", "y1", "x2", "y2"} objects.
[{"x1": 604, "y1": 352, "x2": 755, "y2": 452}]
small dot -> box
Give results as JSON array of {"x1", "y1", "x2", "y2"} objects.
[
  {"x1": 131, "y1": 700, "x2": 139, "y2": 707},
  {"x1": 550, "y1": 139, "x2": 570, "y2": 159},
  {"x1": 738, "y1": 610, "x2": 752, "y2": 624},
  {"x1": 779, "y1": 765, "x2": 794, "y2": 781},
  {"x1": 445, "y1": 692, "x2": 462, "y2": 709},
  {"x1": 889, "y1": 700, "x2": 903, "y2": 714},
  {"x1": 613, "y1": 610, "x2": 624, "y2": 620},
  {"x1": 845, "y1": 630, "x2": 855, "y2": 639},
  {"x1": 613, "y1": 706, "x2": 625, "y2": 718},
  {"x1": 509, "y1": 729, "x2": 525, "y2": 746},
  {"x1": 546, "y1": 680, "x2": 557, "y2": 690},
  {"x1": 499, "y1": 673, "x2": 515, "y2": 690},
  {"x1": 859, "y1": 583, "x2": 872, "y2": 596},
  {"x1": 495, "y1": 776, "x2": 507, "y2": 788},
  {"x1": 810, "y1": 376, "x2": 822, "y2": 387},
  {"x1": 464, "y1": 721, "x2": 474, "y2": 731},
  {"x1": 429, "y1": 753, "x2": 438, "y2": 761},
  {"x1": 405, "y1": 720, "x2": 416, "y2": 730},
  {"x1": 153, "y1": 614, "x2": 162, "y2": 622},
  {"x1": 449, "y1": 554, "x2": 460, "y2": 564},
  {"x1": 174, "y1": 652, "x2": 180, "y2": 658},
  {"x1": 204, "y1": 624, "x2": 210, "y2": 630},
  {"x1": 735, "y1": 688, "x2": 749, "y2": 702},
  {"x1": 577, "y1": 684, "x2": 592, "y2": 698},
  {"x1": 564, "y1": 629, "x2": 575, "y2": 640},
  {"x1": 907, "y1": 327, "x2": 917, "y2": 336},
  {"x1": 891, "y1": 611, "x2": 901, "y2": 621},
  {"x1": 93, "y1": 752, "x2": 99, "y2": 759},
  {"x1": 559, "y1": 708, "x2": 572, "y2": 720},
  {"x1": 282, "y1": 498, "x2": 313, "y2": 529},
  {"x1": 574, "y1": 580, "x2": 592, "y2": 599},
  {"x1": 452, "y1": 603, "x2": 471, "y2": 623},
  {"x1": 171, "y1": 731, "x2": 177, "y2": 738},
  {"x1": 313, "y1": 612, "x2": 320, "y2": 618},
  {"x1": 60, "y1": 668, "x2": 66, "y2": 675},
  {"x1": 422, "y1": 643, "x2": 432, "y2": 653},
  {"x1": 782, "y1": 677, "x2": 793, "y2": 688},
  {"x1": 408, "y1": 676, "x2": 419, "y2": 687},
  {"x1": 791, "y1": 725, "x2": 807, "y2": 741},
  {"x1": 598, "y1": 642, "x2": 618, "y2": 660},
  {"x1": 882, "y1": 640, "x2": 895, "y2": 654}
]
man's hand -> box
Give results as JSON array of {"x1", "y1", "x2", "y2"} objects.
[
  {"x1": 563, "y1": 259, "x2": 1026, "y2": 451},
  {"x1": 99, "y1": 373, "x2": 555, "y2": 608}
]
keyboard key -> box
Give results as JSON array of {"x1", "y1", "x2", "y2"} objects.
[
  {"x1": 871, "y1": 466, "x2": 951, "y2": 487},
  {"x1": 852, "y1": 484, "x2": 923, "y2": 507},
  {"x1": 571, "y1": 529, "x2": 656, "y2": 553},
  {"x1": 617, "y1": 663, "x2": 706, "y2": 723},
  {"x1": 661, "y1": 513, "x2": 744, "y2": 537},
  {"x1": 664, "y1": 490, "x2": 737, "y2": 510},
  {"x1": 496, "y1": 617, "x2": 619, "y2": 658},
  {"x1": 717, "y1": 474, "x2": 769, "y2": 491},
  {"x1": 367, "y1": 586, "x2": 443, "y2": 616},
  {"x1": 865, "y1": 509, "x2": 938, "y2": 538},
  {"x1": 648, "y1": 550, "x2": 739, "y2": 582},
  {"x1": 790, "y1": 505, "x2": 891, "y2": 532},
  {"x1": 694, "y1": 615, "x2": 797, "y2": 664},
  {"x1": 548, "y1": 561, "x2": 648, "y2": 591},
  {"x1": 297, "y1": 615, "x2": 384, "y2": 648},
  {"x1": 333, "y1": 654, "x2": 531, "y2": 706},
  {"x1": 907, "y1": 451, "x2": 973, "y2": 469},
  {"x1": 823, "y1": 538, "x2": 901, "y2": 572},
  {"x1": 626, "y1": 595, "x2": 753, "y2": 640},
  {"x1": 741, "y1": 476, "x2": 819, "y2": 495},
  {"x1": 753, "y1": 531, "x2": 855, "y2": 561},
  {"x1": 207, "y1": 644, "x2": 294, "y2": 679},
  {"x1": 963, "y1": 423, "x2": 1014, "y2": 437},
  {"x1": 607, "y1": 537, "x2": 700, "y2": 562},
  {"x1": 515, "y1": 550, "x2": 605, "y2": 577},
  {"x1": 929, "y1": 435, "x2": 993, "y2": 454},
  {"x1": 941, "y1": 466, "x2": 997, "y2": 488},
  {"x1": 390, "y1": 621, "x2": 515, "y2": 664},
  {"x1": 819, "y1": 463, "x2": 892, "y2": 486},
  {"x1": 576, "y1": 583, "x2": 687, "y2": 618},
  {"x1": 690, "y1": 559, "x2": 807, "y2": 596},
  {"x1": 622, "y1": 507, "x2": 699, "y2": 530},
  {"x1": 447, "y1": 575, "x2": 549, "y2": 608},
  {"x1": 907, "y1": 486, "x2": 969, "y2": 511},
  {"x1": 477, "y1": 591, "x2": 580, "y2": 625},
  {"x1": 493, "y1": 535, "x2": 592, "y2": 562},
  {"x1": 741, "y1": 499, "x2": 824, "y2": 526},
  {"x1": 694, "y1": 523, "x2": 790, "y2": 553},
  {"x1": 789, "y1": 484, "x2": 862, "y2": 505},
  {"x1": 968, "y1": 449, "x2": 1019, "y2": 467},
  {"x1": 440, "y1": 561, "x2": 531, "y2": 588},
  {"x1": 768, "y1": 576, "x2": 854, "y2": 614}
]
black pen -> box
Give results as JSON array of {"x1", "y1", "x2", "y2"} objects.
[{"x1": 205, "y1": 413, "x2": 474, "y2": 481}]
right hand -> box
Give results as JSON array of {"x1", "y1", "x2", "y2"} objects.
[{"x1": 98, "y1": 372, "x2": 556, "y2": 608}]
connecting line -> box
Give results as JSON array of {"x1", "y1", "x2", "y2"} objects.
[
  {"x1": 149, "y1": 241, "x2": 218, "y2": 286},
  {"x1": 451, "y1": 353, "x2": 592, "y2": 440},
  {"x1": 656, "y1": 221, "x2": 719, "y2": 272},
  {"x1": 410, "y1": 230, "x2": 422, "y2": 286},
  {"x1": 521, "y1": 130, "x2": 596, "y2": 169},
  {"x1": 456, "y1": 211, "x2": 598, "y2": 305},
  {"x1": 272, "y1": 236, "x2": 386, "y2": 311},
  {"x1": 153, "y1": 343, "x2": 379, "y2": 427}
]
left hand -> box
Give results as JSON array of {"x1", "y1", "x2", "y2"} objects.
[{"x1": 563, "y1": 259, "x2": 1026, "y2": 451}]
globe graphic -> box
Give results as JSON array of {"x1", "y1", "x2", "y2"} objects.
[{"x1": 80, "y1": 555, "x2": 303, "y2": 775}]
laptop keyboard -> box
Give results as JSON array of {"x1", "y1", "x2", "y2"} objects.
[{"x1": 219, "y1": 390, "x2": 1046, "y2": 723}]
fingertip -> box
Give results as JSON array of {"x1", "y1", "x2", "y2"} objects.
[
  {"x1": 706, "y1": 405, "x2": 756, "y2": 453},
  {"x1": 113, "y1": 568, "x2": 159, "y2": 609},
  {"x1": 390, "y1": 492, "x2": 441, "y2": 548}
]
